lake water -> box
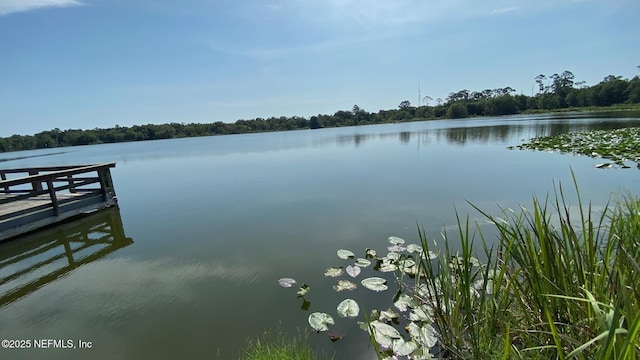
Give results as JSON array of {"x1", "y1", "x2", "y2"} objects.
[{"x1": 1, "y1": 113, "x2": 640, "y2": 359}]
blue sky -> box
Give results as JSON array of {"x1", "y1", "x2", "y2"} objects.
[{"x1": 1, "y1": 0, "x2": 638, "y2": 136}]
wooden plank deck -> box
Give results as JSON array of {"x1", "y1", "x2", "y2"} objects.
[{"x1": 0, "y1": 163, "x2": 118, "y2": 242}]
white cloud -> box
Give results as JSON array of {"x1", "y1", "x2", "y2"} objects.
[
  {"x1": 0, "y1": 0, "x2": 83, "y2": 16},
  {"x1": 490, "y1": 6, "x2": 518, "y2": 15}
]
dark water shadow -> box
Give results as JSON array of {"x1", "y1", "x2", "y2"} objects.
[
  {"x1": 0, "y1": 151, "x2": 69, "y2": 163},
  {"x1": 0, "y1": 207, "x2": 133, "y2": 308}
]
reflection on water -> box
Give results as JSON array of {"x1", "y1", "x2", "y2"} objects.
[
  {"x1": 0, "y1": 208, "x2": 133, "y2": 308},
  {"x1": 0, "y1": 151, "x2": 69, "y2": 163},
  {"x1": 331, "y1": 114, "x2": 640, "y2": 148}
]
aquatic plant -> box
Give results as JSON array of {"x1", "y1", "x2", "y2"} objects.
[
  {"x1": 510, "y1": 126, "x2": 640, "y2": 168},
  {"x1": 279, "y1": 175, "x2": 640, "y2": 359}
]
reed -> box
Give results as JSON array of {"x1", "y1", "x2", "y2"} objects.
[{"x1": 416, "y1": 174, "x2": 640, "y2": 358}]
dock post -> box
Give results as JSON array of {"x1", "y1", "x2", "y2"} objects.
[{"x1": 28, "y1": 170, "x2": 43, "y2": 192}]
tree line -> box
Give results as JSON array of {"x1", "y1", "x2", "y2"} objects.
[{"x1": 1, "y1": 69, "x2": 639, "y2": 153}]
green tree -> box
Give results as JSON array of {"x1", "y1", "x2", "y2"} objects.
[{"x1": 446, "y1": 103, "x2": 469, "y2": 119}]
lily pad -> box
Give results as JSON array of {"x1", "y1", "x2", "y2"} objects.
[
  {"x1": 393, "y1": 339, "x2": 418, "y2": 357},
  {"x1": 346, "y1": 265, "x2": 361, "y2": 278},
  {"x1": 388, "y1": 236, "x2": 405, "y2": 245},
  {"x1": 407, "y1": 322, "x2": 437, "y2": 348},
  {"x1": 406, "y1": 243, "x2": 423, "y2": 253},
  {"x1": 308, "y1": 312, "x2": 334, "y2": 332},
  {"x1": 365, "y1": 248, "x2": 377, "y2": 258},
  {"x1": 409, "y1": 305, "x2": 432, "y2": 322},
  {"x1": 379, "y1": 308, "x2": 399, "y2": 322},
  {"x1": 361, "y1": 277, "x2": 388, "y2": 292},
  {"x1": 378, "y1": 261, "x2": 397, "y2": 272},
  {"x1": 324, "y1": 267, "x2": 343, "y2": 277},
  {"x1": 369, "y1": 320, "x2": 402, "y2": 347},
  {"x1": 333, "y1": 279, "x2": 357, "y2": 291},
  {"x1": 297, "y1": 284, "x2": 310, "y2": 297},
  {"x1": 394, "y1": 293, "x2": 417, "y2": 312},
  {"x1": 388, "y1": 244, "x2": 406, "y2": 252},
  {"x1": 385, "y1": 252, "x2": 401, "y2": 261},
  {"x1": 278, "y1": 278, "x2": 297, "y2": 288},
  {"x1": 337, "y1": 299, "x2": 360, "y2": 318},
  {"x1": 355, "y1": 258, "x2": 371, "y2": 267},
  {"x1": 337, "y1": 249, "x2": 355, "y2": 259}
]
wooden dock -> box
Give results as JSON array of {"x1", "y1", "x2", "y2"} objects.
[{"x1": 0, "y1": 163, "x2": 118, "y2": 242}]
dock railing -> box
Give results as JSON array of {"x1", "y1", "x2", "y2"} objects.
[{"x1": 0, "y1": 163, "x2": 117, "y2": 241}]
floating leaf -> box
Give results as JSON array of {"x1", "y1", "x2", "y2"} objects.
[
  {"x1": 407, "y1": 323, "x2": 437, "y2": 348},
  {"x1": 333, "y1": 279, "x2": 357, "y2": 291},
  {"x1": 398, "y1": 258, "x2": 416, "y2": 269},
  {"x1": 297, "y1": 284, "x2": 310, "y2": 297},
  {"x1": 469, "y1": 257, "x2": 481, "y2": 267},
  {"x1": 379, "y1": 261, "x2": 397, "y2": 272},
  {"x1": 406, "y1": 244, "x2": 422, "y2": 253},
  {"x1": 385, "y1": 252, "x2": 401, "y2": 261},
  {"x1": 393, "y1": 339, "x2": 418, "y2": 357},
  {"x1": 394, "y1": 294, "x2": 417, "y2": 312},
  {"x1": 278, "y1": 278, "x2": 297, "y2": 288},
  {"x1": 388, "y1": 244, "x2": 406, "y2": 252},
  {"x1": 361, "y1": 277, "x2": 388, "y2": 292},
  {"x1": 324, "y1": 267, "x2": 343, "y2": 277},
  {"x1": 346, "y1": 265, "x2": 361, "y2": 278},
  {"x1": 409, "y1": 305, "x2": 432, "y2": 322},
  {"x1": 337, "y1": 249, "x2": 355, "y2": 259},
  {"x1": 337, "y1": 299, "x2": 360, "y2": 318},
  {"x1": 369, "y1": 320, "x2": 402, "y2": 347},
  {"x1": 355, "y1": 258, "x2": 371, "y2": 267},
  {"x1": 365, "y1": 248, "x2": 377, "y2": 258},
  {"x1": 388, "y1": 236, "x2": 405, "y2": 245},
  {"x1": 379, "y1": 308, "x2": 399, "y2": 322},
  {"x1": 308, "y1": 312, "x2": 334, "y2": 332}
]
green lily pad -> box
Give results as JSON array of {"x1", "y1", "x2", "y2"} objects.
[
  {"x1": 379, "y1": 308, "x2": 399, "y2": 322},
  {"x1": 337, "y1": 249, "x2": 355, "y2": 259},
  {"x1": 361, "y1": 277, "x2": 388, "y2": 292},
  {"x1": 369, "y1": 320, "x2": 402, "y2": 347},
  {"x1": 355, "y1": 258, "x2": 371, "y2": 267},
  {"x1": 324, "y1": 267, "x2": 343, "y2": 277},
  {"x1": 394, "y1": 293, "x2": 417, "y2": 312},
  {"x1": 346, "y1": 265, "x2": 361, "y2": 278},
  {"x1": 336, "y1": 299, "x2": 359, "y2": 318},
  {"x1": 308, "y1": 312, "x2": 334, "y2": 332},
  {"x1": 388, "y1": 236, "x2": 405, "y2": 245},
  {"x1": 407, "y1": 322, "x2": 437, "y2": 348},
  {"x1": 378, "y1": 261, "x2": 397, "y2": 272},
  {"x1": 333, "y1": 279, "x2": 357, "y2": 292},
  {"x1": 297, "y1": 284, "x2": 310, "y2": 297},
  {"x1": 278, "y1": 278, "x2": 296, "y2": 288},
  {"x1": 393, "y1": 339, "x2": 418, "y2": 357},
  {"x1": 406, "y1": 243, "x2": 422, "y2": 253}
]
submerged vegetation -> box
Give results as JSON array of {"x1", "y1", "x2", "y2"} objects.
[
  {"x1": 2, "y1": 69, "x2": 640, "y2": 153},
  {"x1": 280, "y1": 177, "x2": 640, "y2": 359},
  {"x1": 512, "y1": 127, "x2": 640, "y2": 169}
]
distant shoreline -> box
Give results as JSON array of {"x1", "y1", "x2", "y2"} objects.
[{"x1": 2, "y1": 104, "x2": 640, "y2": 155}]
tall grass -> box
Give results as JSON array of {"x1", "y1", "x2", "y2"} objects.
[
  {"x1": 414, "y1": 176, "x2": 640, "y2": 359},
  {"x1": 239, "y1": 327, "x2": 329, "y2": 360}
]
